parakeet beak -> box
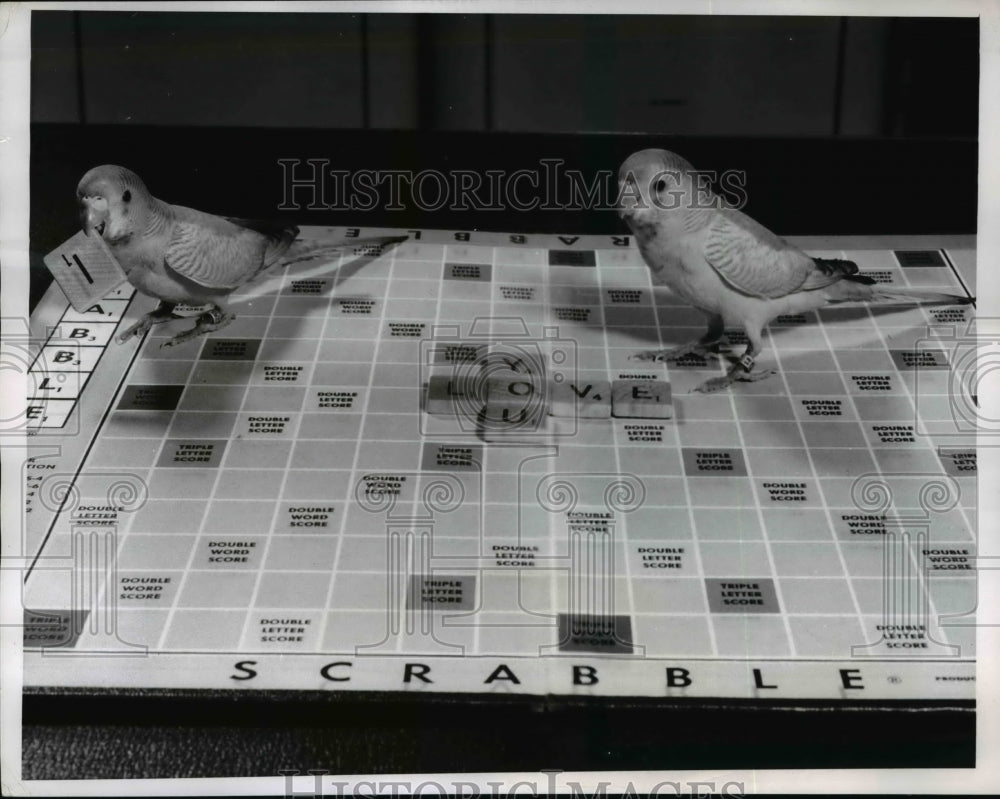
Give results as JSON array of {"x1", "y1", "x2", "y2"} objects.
[
  {"x1": 616, "y1": 179, "x2": 639, "y2": 221},
  {"x1": 80, "y1": 202, "x2": 108, "y2": 238},
  {"x1": 616, "y1": 192, "x2": 629, "y2": 221},
  {"x1": 617, "y1": 201, "x2": 638, "y2": 222}
]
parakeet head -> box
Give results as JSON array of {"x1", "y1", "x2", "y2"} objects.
[
  {"x1": 617, "y1": 149, "x2": 703, "y2": 229},
  {"x1": 76, "y1": 165, "x2": 152, "y2": 242}
]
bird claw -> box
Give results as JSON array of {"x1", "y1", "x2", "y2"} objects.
[
  {"x1": 694, "y1": 375, "x2": 736, "y2": 394},
  {"x1": 693, "y1": 368, "x2": 777, "y2": 393},
  {"x1": 115, "y1": 321, "x2": 150, "y2": 344},
  {"x1": 160, "y1": 310, "x2": 234, "y2": 348},
  {"x1": 631, "y1": 340, "x2": 723, "y2": 363},
  {"x1": 738, "y1": 368, "x2": 778, "y2": 383},
  {"x1": 630, "y1": 350, "x2": 670, "y2": 363},
  {"x1": 116, "y1": 307, "x2": 183, "y2": 344},
  {"x1": 116, "y1": 316, "x2": 164, "y2": 344},
  {"x1": 159, "y1": 332, "x2": 197, "y2": 349}
]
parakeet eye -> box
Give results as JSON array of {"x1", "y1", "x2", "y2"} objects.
[
  {"x1": 655, "y1": 179, "x2": 666, "y2": 193},
  {"x1": 122, "y1": 190, "x2": 132, "y2": 203}
]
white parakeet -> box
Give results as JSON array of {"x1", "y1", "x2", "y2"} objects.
[
  {"x1": 77, "y1": 164, "x2": 405, "y2": 347},
  {"x1": 617, "y1": 149, "x2": 973, "y2": 393}
]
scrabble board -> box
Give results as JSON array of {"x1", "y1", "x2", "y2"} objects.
[{"x1": 21, "y1": 227, "x2": 978, "y2": 704}]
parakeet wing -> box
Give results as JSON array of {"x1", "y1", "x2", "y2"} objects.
[
  {"x1": 224, "y1": 217, "x2": 299, "y2": 248},
  {"x1": 223, "y1": 217, "x2": 300, "y2": 270},
  {"x1": 703, "y1": 209, "x2": 836, "y2": 299},
  {"x1": 164, "y1": 207, "x2": 295, "y2": 289}
]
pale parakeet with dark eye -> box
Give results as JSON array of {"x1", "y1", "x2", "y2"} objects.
[
  {"x1": 617, "y1": 149, "x2": 973, "y2": 393},
  {"x1": 76, "y1": 164, "x2": 406, "y2": 347}
]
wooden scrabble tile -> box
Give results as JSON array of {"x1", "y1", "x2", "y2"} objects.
[
  {"x1": 42, "y1": 231, "x2": 129, "y2": 312},
  {"x1": 550, "y1": 379, "x2": 612, "y2": 418},
  {"x1": 485, "y1": 375, "x2": 544, "y2": 410},
  {"x1": 480, "y1": 402, "x2": 553, "y2": 443},
  {"x1": 611, "y1": 379, "x2": 673, "y2": 419},
  {"x1": 479, "y1": 375, "x2": 549, "y2": 442},
  {"x1": 426, "y1": 374, "x2": 481, "y2": 415}
]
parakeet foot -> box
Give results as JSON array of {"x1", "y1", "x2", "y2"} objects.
[
  {"x1": 116, "y1": 306, "x2": 181, "y2": 344},
  {"x1": 694, "y1": 354, "x2": 776, "y2": 393},
  {"x1": 694, "y1": 368, "x2": 777, "y2": 393},
  {"x1": 630, "y1": 340, "x2": 723, "y2": 363},
  {"x1": 160, "y1": 309, "x2": 235, "y2": 348}
]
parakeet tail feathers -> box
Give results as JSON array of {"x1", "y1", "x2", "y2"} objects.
[
  {"x1": 868, "y1": 289, "x2": 975, "y2": 306},
  {"x1": 232, "y1": 235, "x2": 408, "y2": 302},
  {"x1": 824, "y1": 280, "x2": 974, "y2": 306},
  {"x1": 281, "y1": 235, "x2": 408, "y2": 267}
]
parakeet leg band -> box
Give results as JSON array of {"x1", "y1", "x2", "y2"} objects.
[{"x1": 739, "y1": 353, "x2": 755, "y2": 372}]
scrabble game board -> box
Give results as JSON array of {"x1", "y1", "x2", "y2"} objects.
[{"x1": 21, "y1": 227, "x2": 977, "y2": 704}]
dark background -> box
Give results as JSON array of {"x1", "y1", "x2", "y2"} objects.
[
  {"x1": 24, "y1": 10, "x2": 978, "y2": 778},
  {"x1": 31, "y1": 13, "x2": 978, "y2": 135}
]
